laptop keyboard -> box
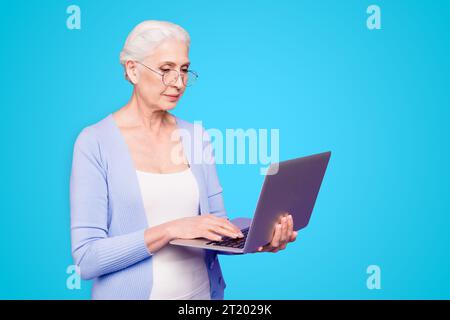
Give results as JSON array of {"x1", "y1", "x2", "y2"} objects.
[{"x1": 205, "y1": 228, "x2": 249, "y2": 249}]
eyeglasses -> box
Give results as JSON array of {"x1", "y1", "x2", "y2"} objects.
[{"x1": 135, "y1": 61, "x2": 198, "y2": 87}]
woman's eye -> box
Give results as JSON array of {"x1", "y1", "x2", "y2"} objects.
[{"x1": 161, "y1": 68, "x2": 189, "y2": 73}]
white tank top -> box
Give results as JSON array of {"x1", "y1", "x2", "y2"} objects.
[{"x1": 135, "y1": 167, "x2": 211, "y2": 300}]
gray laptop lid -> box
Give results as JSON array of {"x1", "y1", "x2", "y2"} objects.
[{"x1": 243, "y1": 151, "x2": 331, "y2": 253}]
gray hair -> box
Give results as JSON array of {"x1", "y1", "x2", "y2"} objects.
[{"x1": 119, "y1": 20, "x2": 191, "y2": 82}]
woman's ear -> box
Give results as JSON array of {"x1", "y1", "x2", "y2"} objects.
[{"x1": 125, "y1": 60, "x2": 139, "y2": 84}]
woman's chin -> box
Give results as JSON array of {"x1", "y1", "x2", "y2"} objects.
[
  {"x1": 155, "y1": 97, "x2": 180, "y2": 111},
  {"x1": 162, "y1": 103, "x2": 177, "y2": 110}
]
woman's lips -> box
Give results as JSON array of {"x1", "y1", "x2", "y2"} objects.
[{"x1": 163, "y1": 94, "x2": 180, "y2": 101}]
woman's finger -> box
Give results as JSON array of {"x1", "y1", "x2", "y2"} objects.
[
  {"x1": 290, "y1": 230, "x2": 298, "y2": 242},
  {"x1": 271, "y1": 223, "x2": 282, "y2": 247},
  {"x1": 287, "y1": 214, "x2": 294, "y2": 242},
  {"x1": 212, "y1": 225, "x2": 242, "y2": 239},
  {"x1": 222, "y1": 219, "x2": 244, "y2": 236},
  {"x1": 270, "y1": 240, "x2": 287, "y2": 253},
  {"x1": 217, "y1": 224, "x2": 241, "y2": 238},
  {"x1": 270, "y1": 247, "x2": 280, "y2": 253},
  {"x1": 204, "y1": 231, "x2": 223, "y2": 241},
  {"x1": 209, "y1": 218, "x2": 243, "y2": 237},
  {"x1": 280, "y1": 216, "x2": 288, "y2": 243}
]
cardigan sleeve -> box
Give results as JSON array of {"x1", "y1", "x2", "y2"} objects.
[
  {"x1": 202, "y1": 128, "x2": 226, "y2": 218},
  {"x1": 202, "y1": 127, "x2": 244, "y2": 255},
  {"x1": 70, "y1": 127, "x2": 152, "y2": 280}
]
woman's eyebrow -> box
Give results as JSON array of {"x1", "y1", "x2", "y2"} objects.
[{"x1": 159, "y1": 61, "x2": 190, "y2": 67}]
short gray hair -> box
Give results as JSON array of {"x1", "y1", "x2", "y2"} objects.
[{"x1": 119, "y1": 20, "x2": 191, "y2": 82}]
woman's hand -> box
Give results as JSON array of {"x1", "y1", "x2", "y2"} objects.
[
  {"x1": 167, "y1": 214, "x2": 244, "y2": 242},
  {"x1": 256, "y1": 213, "x2": 298, "y2": 253}
]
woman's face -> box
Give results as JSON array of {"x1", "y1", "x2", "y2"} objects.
[{"x1": 129, "y1": 39, "x2": 190, "y2": 111}]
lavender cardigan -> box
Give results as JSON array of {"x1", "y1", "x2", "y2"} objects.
[{"x1": 70, "y1": 113, "x2": 230, "y2": 300}]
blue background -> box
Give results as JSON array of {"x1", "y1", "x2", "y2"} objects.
[{"x1": 0, "y1": 0, "x2": 449, "y2": 299}]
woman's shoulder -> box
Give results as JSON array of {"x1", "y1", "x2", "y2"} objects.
[
  {"x1": 73, "y1": 113, "x2": 114, "y2": 149},
  {"x1": 81, "y1": 113, "x2": 113, "y2": 134}
]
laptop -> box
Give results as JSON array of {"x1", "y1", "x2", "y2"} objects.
[{"x1": 169, "y1": 151, "x2": 331, "y2": 254}]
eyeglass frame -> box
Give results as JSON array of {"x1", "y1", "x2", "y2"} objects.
[{"x1": 134, "y1": 60, "x2": 198, "y2": 87}]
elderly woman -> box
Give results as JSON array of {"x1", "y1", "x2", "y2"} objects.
[{"x1": 70, "y1": 20, "x2": 297, "y2": 300}]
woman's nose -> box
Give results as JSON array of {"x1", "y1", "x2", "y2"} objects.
[{"x1": 173, "y1": 73, "x2": 184, "y2": 88}]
